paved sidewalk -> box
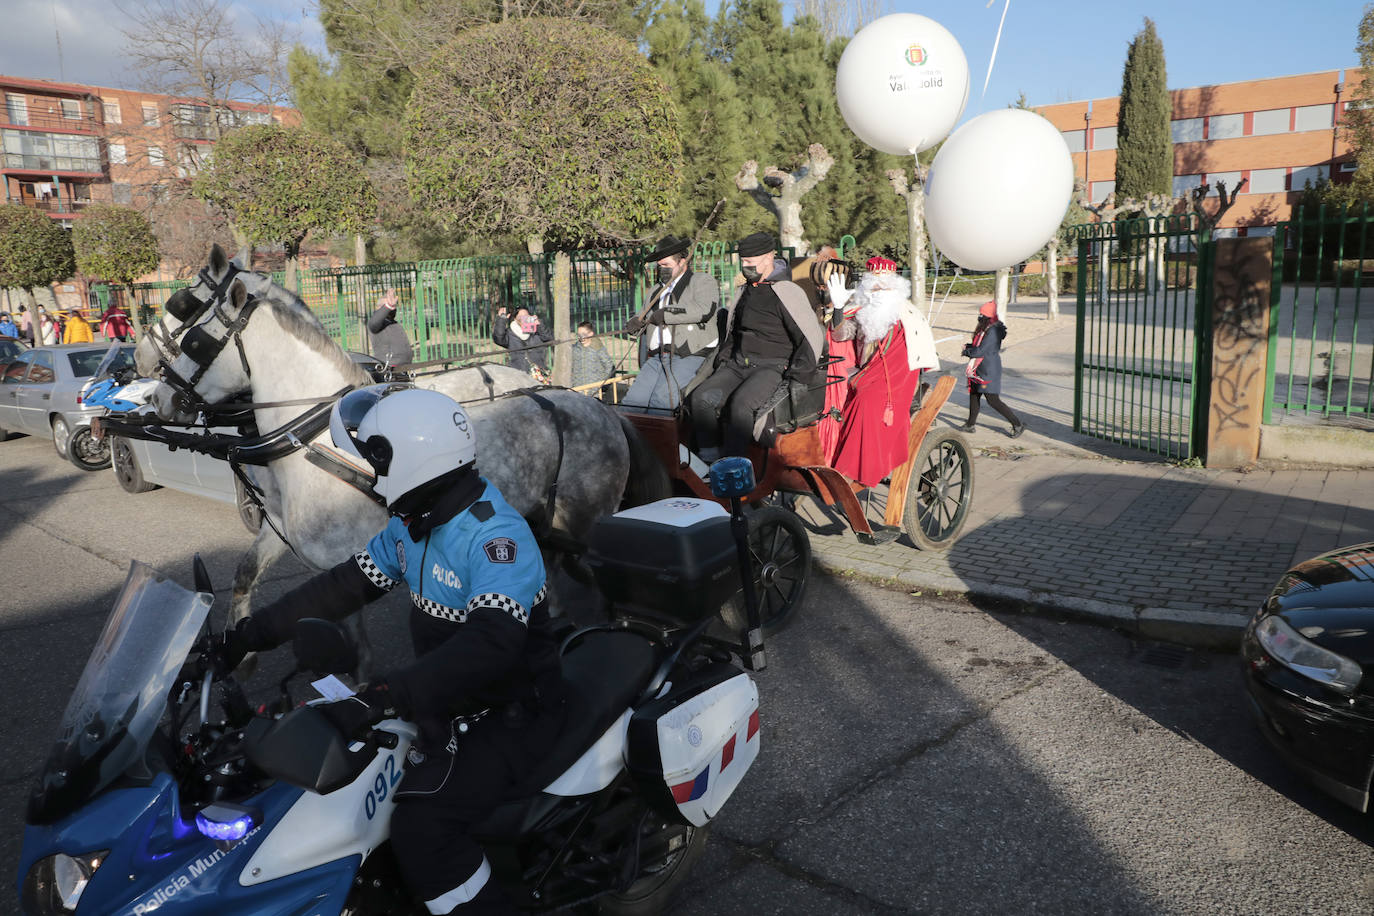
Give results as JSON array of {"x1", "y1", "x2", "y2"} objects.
[{"x1": 800, "y1": 293, "x2": 1374, "y2": 649}]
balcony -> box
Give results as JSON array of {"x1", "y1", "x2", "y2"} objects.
[
  {"x1": 1, "y1": 152, "x2": 104, "y2": 174},
  {"x1": 5, "y1": 195, "x2": 93, "y2": 214},
  {"x1": 2, "y1": 109, "x2": 99, "y2": 134}
]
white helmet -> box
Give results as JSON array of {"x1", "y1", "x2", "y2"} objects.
[{"x1": 329, "y1": 385, "x2": 477, "y2": 507}]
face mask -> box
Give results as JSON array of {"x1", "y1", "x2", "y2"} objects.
[
  {"x1": 741, "y1": 264, "x2": 762, "y2": 282},
  {"x1": 656, "y1": 265, "x2": 674, "y2": 284}
]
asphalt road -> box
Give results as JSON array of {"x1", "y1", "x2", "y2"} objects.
[{"x1": 4, "y1": 432, "x2": 1374, "y2": 914}]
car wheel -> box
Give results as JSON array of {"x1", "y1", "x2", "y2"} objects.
[
  {"x1": 51, "y1": 415, "x2": 71, "y2": 458},
  {"x1": 112, "y1": 437, "x2": 158, "y2": 493},
  {"x1": 235, "y1": 478, "x2": 263, "y2": 534},
  {"x1": 66, "y1": 426, "x2": 112, "y2": 471}
]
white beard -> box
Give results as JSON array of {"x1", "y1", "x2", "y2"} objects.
[{"x1": 851, "y1": 273, "x2": 912, "y2": 343}]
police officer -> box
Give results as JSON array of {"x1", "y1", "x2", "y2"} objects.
[{"x1": 217, "y1": 386, "x2": 564, "y2": 914}]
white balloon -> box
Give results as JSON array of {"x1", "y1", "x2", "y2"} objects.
[
  {"x1": 924, "y1": 109, "x2": 1076, "y2": 272},
  {"x1": 836, "y1": 13, "x2": 970, "y2": 156}
]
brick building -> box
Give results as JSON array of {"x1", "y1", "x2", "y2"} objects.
[
  {"x1": 1037, "y1": 69, "x2": 1363, "y2": 234},
  {"x1": 2, "y1": 73, "x2": 298, "y2": 309}
]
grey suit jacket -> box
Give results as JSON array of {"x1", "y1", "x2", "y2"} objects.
[{"x1": 640, "y1": 270, "x2": 720, "y2": 363}]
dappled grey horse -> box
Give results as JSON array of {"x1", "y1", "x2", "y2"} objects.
[{"x1": 141, "y1": 246, "x2": 667, "y2": 675}]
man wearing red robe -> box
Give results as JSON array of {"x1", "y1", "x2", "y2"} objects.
[{"x1": 830, "y1": 258, "x2": 940, "y2": 487}]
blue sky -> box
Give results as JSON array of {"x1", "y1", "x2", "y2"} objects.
[
  {"x1": 938, "y1": 0, "x2": 1363, "y2": 115},
  {"x1": 0, "y1": 0, "x2": 1363, "y2": 106}
]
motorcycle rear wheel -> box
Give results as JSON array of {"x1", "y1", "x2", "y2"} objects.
[{"x1": 598, "y1": 817, "x2": 711, "y2": 916}]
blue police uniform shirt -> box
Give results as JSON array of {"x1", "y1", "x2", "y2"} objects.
[{"x1": 355, "y1": 479, "x2": 546, "y2": 628}]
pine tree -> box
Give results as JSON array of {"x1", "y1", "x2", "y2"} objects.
[
  {"x1": 1115, "y1": 17, "x2": 1173, "y2": 201},
  {"x1": 1344, "y1": 4, "x2": 1374, "y2": 203}
]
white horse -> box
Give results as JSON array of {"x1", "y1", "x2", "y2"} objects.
[{"x1": 139, "y1": 246, "x2": 667, "y2": 674}]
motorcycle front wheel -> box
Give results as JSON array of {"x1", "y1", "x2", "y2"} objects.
[{"x1": 598, "y1": 813, "x2": 710, "y2": 916}]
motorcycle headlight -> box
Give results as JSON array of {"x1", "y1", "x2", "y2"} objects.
[
  {"x1": 1256, "y1": 615, "x2": 1364, "y2": 695},
  {"x1": 20, "y1": 850, "x2": 107, "y2": 915}
]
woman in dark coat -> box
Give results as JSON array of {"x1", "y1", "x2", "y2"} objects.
[{"x1": 960, "y1": 301, "x2": 1024, "y2": 437}]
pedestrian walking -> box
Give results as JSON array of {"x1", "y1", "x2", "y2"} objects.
[{"x1": 959, "y1": 301, "x2": 1024, "y2": 437}]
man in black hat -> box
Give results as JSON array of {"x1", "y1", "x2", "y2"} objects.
[
  {"x1": 685, "y1": 231, "x2": 824, "y2": 458},
  {"x1": 627, "y1": 235, "x2": 720, "y2": 366}
]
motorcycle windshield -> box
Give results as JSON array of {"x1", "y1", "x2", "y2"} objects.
[
  {"x1": 28, "y1": 562, "x2": 213, "y2": 825},
  {"x1": 89, "y1": 341, "x2": 126, "y2": 383}
]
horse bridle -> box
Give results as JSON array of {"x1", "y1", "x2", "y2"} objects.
[{"x1": 153, "y1": 263, "x2": 264, "y2": 413}]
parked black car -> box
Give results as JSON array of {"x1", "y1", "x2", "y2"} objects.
[{"x1": 1242, "y1": 542, "x2": 1374, "y2": 811}]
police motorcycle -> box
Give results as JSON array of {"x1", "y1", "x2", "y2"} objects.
[{"x1": 17, "y1": 459, "x2": 770, "y2": 915}]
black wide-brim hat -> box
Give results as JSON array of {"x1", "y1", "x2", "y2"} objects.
[
  {"x1": 736, "y1": 231, "x2": 776, "y2": 258},
  {"x1": 647, "y1": 235, "x2": 691, "y2": 262}
]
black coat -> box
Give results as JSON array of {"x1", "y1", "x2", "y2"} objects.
[{"x1": 367, "y1": 306, "x2": 414, "y2": 366}]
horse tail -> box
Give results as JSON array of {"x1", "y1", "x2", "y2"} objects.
[{"x1": 618, "y1": 413, "x2": 671, "y2": 509}]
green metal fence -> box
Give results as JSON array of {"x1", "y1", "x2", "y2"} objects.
[
  {"x1": 1265, "y1": 205, "x2": 1374, "y2": 424},
  {"x1": 122, "y1": 242, "x2": 787, "y2": 371},
  {"x1": 1073, "y1": 214, "x2": 1211, "y2": 460}
]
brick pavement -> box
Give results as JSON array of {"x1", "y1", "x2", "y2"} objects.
[{"x1": 795, "y1": 294, "x2": 1374, "y2": 649}]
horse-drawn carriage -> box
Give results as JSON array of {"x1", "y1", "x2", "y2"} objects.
[{"x1": 619, "y1": 365, "x2": 976, "y2": 631}]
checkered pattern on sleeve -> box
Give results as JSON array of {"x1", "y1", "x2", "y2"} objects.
[
  {"x1": 413, "y1": 594, "x2": 465, "y2": 623},
  {"x1": 354, "y1": 550, "x2": 399, "y2": 591},
  {"x1": 465, "y1": 586, "x2": 546, "y2": 626}
]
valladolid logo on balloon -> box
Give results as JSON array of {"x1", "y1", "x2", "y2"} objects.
[{"x1": 836, "y1": 13, "x2": 969, "y2": 156}]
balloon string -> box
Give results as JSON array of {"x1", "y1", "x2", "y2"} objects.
[{"x1": 981, "y1": 0, "x2": 1012, "y2": 101}]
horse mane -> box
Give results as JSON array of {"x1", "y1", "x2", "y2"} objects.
[{"x1": 248, "y1": 273, "x2": 371, "y2": 386}]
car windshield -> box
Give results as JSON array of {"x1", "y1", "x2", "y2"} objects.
[
  {"x1": 0, "y1": 340, "x2": 24, "y2": 361},
  {"x1": 27, "y1": 562, "x2": 212, "y2": 825},
  {"x1": 68, "y1": 346, "x2": 135, "y2": 379}
]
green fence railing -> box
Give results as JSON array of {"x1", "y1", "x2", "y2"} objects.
[
  {"x1": 121, "y1": 242, "x2": 797, "y2": 371},
  {"x1": 1073, "y1": 214, "x2": 1210, "y2": 460},
  {"x1": 1265, "y1": 204, "x2": 1374, "y2": 423}
]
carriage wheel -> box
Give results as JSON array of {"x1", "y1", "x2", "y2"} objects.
[
  {"x1": 727, "y1": 506, "x2": 811, "y2": 634},
  {"x1": 902, "y1": 429, "x2": 975, "y2": 551}
]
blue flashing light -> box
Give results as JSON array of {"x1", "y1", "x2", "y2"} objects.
[
  {"x1": 194, "y1": 806, "x2": 256, "y2": 842},
  {"x1": 707, "y1": 456, "x2": 755, "y2": 498}
]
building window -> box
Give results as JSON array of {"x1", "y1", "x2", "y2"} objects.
[
  {"x1": 1172, "y1": 174, "x2": 1204, "y2": 197},
  {"x1": 112, "y1": 182, "x2": 132, "y2": 205},
  {"x1": 1252, "y1": 108, "x2": 1290, "y2": 136},
  {"x1": 1338, "y1": 161, "x2": 1358, "y2": 174},
  {"x1": 5, "y1": 93, "x2": 27, "y2": 126},
  {"x1": 102, "y1": 98, "x2": 121, "y2": 123},
  {"x1": 141, "y1": 102, "x2": 159, "y2": 126},
  {"x1": 60, "y1": 99, "x2": 81, "y2": 120},
  {"x1": 1246, "y1": 226, "x2": 1276, "y2": 237},
  {"x1": 1209, "y1": 113, "x2": 1244, "y2": 140},
  {"x1": 108, "y1": 142, "x2": 126, "y2": 164},
  {"x1": 1061, "y1": 130, "x2": 1085, "y2": 153},
  {"x1": 1290, "y1": 165, "x2": 1324, "y2": 191},
  {"x1": 1248, "y1": 167, "x2": 1287, "y2": 194},
  {"x1": 1293, "y1": 104, "x2": 1334, "y2": 132},
  {"x1": 1205, "y1": 171, "x2": 1243, "y2": 195},
  {"x1": 147, "y1": 145, "x2": 165, "y2": 167},
  {"x1": 1091, "y1": 179, "x2": 1115, "y2": 203},
  {"x1": 1091, "y1": 125, "x2": 1117, "y2": 150},
  {"x1": 1, "y1": 129, "x2": 100, "y2": 171},
  {"x1": 1171, "y1": 118, "x2": 1204, "y2": 142}
]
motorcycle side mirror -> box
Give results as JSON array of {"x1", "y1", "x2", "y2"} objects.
[
  {"x1": 192, "y1": 553, "x2": 214, "y2": 595},
  {"x1": 293, "y1": 618, "x2": 358, "y2": 675}
]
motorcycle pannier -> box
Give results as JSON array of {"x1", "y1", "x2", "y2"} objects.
[
  {"x1": 626, "y1": 662, "x2": 760, "y2": 827},
  {"x1": 585, "y1": 498, "x2": 738, "y2": 624}
]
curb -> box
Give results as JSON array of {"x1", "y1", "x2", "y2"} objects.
[{"x1": 813, "y1": 552, "x2": 1246, "y2": 652}]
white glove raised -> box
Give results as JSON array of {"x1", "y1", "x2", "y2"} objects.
[{"x1": 825, "y1": 274, "x2": 853, "y2": 312}]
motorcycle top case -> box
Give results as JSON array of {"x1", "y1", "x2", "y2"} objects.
[
  {"x1": 585, "y1": 498, "x2": 738, "y2": 624},
  {"x1": 626, "y1": 662, "x2": 760, "y2": 827}
]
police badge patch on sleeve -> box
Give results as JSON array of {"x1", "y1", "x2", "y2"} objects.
[{"x1": 483, "y1": 537, "x2": 517, "y2": 564}]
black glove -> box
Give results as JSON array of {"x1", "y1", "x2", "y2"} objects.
[
  {"x1": 647, "y1": 309, "x2": 666, "y2": 326},
  {"x1": 961, "y1": 344, "x2": 973, "y2": 358},
  {"x1": 316, "y1": 683, "x2": 397, "y2": 740},
  {"x1": 622, "y1": 315, "x2": 646, "y2": 335},
  {"x1": 213, "y1": 617, "x2": 267, "y2": 678}
]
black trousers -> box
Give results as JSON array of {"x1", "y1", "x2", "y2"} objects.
[
  {"x1": 967, "y1": 391, "x2": 1022, "y2": 428},
  {"x1": 390, "y1": 702, "x2": 565, "y2": 914},
  {"x1": 688, "y1": 357, "x2": 785, "y2": 456}
]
